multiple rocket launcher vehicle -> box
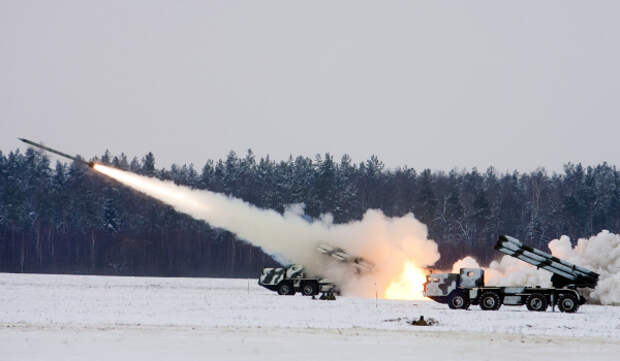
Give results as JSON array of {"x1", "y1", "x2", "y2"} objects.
[
  {"x1": 20, "y1": 138, "x2": 601, "y2": 312},
  {"x1": 423, "y1": 235, "x2": 599, "y2": 312},
  {"x1": 258, "y1": 244, "x2": 375, "y2": 297}
]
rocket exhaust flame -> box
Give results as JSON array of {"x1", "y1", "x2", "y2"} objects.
[{"x1": 384, "y1": 261, "x2": 428, "y2": 300}]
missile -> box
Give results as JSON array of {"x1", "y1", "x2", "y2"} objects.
[{"x1": 18, "y1": 138, "x2": 95, "y2": 168}]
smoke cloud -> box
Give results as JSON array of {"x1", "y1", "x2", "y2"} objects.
[{"x1": 94, "y1": 164, "x2": 440, "y2": 297}]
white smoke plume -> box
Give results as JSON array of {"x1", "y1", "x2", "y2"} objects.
[
  {"x1": 548, "y1": 231, "x2": 620, "y2": 305},
  {"x1": 451, "y1": 230, "x2": 620, "y2": 305},
  {"x1": 93, "y1": 164, "x2": 440, "y2": 297},
  {"x1": 450, "y1": 256, "x2": 481, "y2": 273}
]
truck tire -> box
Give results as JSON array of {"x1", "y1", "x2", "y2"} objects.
[
  {"x1": 558, "y1": 293, "x2": 579, "y2": 313},
  {"x1": 301, "y1": 282, "x2": 318, "y2": 296},
  {"x1": 277, "y1": 282, "x2": 294, "y2": 295},
  {"x1": 448, "y1": 291, "x2": 470, "y2": 310},
  {"x1": 526, "y1": 293, "x2": 548, "y2": 312},
  {"x1": 479, "y1": 291, "x2": 501, "y2": 311}
]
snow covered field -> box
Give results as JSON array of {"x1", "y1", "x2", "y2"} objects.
[{"x1": 1, "y1": 273, "x2": 619, "y2": 360}]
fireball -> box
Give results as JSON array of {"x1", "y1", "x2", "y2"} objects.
[{"x1": 384, "y1": 261, "x2": 428, "y2": 300}]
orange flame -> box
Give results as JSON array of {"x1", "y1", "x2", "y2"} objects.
[{"x1": 384, "y1": 261, "x2": 428, "y2": 300}]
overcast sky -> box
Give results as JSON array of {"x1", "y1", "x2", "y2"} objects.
[{"x1": 2, "y1": 1, "x2": 619, "y2": 173}]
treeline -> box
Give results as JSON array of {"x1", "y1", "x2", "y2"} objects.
[{"x1": 0, "y1": 147, "x2": 618, "y2": 277}]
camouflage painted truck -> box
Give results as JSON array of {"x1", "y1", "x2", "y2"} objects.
[
  {"x1": 423, "y1": 235, "x2": 599, "y2": 313},
  {"x1": 258, "y1": 265, "x2": 336, "y2": 296},
  {"x1": 258, "y1": 244, "x2": 374, "y2": 297}
]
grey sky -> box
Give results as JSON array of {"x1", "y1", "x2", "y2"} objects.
[{"x1": 1, "y1": 1, "x2": 619, "y2": 173}]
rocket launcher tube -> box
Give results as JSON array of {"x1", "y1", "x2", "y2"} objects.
[
  {"x1": 501, "y1": 235, "x2": 596, "y2": 276},
  {"x1": 496, "y1": 241, "x2": 579, "y2": 279},
  {"x1": 495, "y1": 235, "x2": 599, "y2": 289},
  {"x1": 499, "y1": 235, "x2": 599, "y2": 280}
]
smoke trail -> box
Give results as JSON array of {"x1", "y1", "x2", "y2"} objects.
[
  {"x1": 93, "y1": 164, "x2": 440, "y2": 297},
  {"x1": 451, "y1": 230, "x2": 620, "y2": 305}
]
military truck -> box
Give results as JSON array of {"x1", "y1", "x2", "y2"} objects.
[
  {"x1": 258, "y1": 264, "x2": 336, "y2": 296},
  {"x1": 258, "y1": 243, "x2": 373, "y2": 297},
  {"x1": 423, "y1": 235, "x2": 599, "y2": 313}
]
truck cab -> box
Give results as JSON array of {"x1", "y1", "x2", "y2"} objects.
[{"x1": 423, "y1": 268, "x2": 484, "y2": 305}]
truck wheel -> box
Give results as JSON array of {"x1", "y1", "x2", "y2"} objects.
[
  {"x1": 526, "y1": 293, "x2": 548, "y2": 312},
  {"x1": 448, "y1": 291, "x2": 470, "y2": 310},
  {"x1": 301, "y1": 282, "x2": 318, "y2": 296},
  {"x1": 558, "y1": 293, "x2": 579, "y2": 313},
  {"x1": 479, "y1": 291, "x2": 501, "y2": 311},
  {"x1": 277, "y1": 282, "x2": 294, "y2": 295}
]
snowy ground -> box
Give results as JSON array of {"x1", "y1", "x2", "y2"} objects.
[{"x1": 1, "y1": 273, "x2": 619, "y2": 360}]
